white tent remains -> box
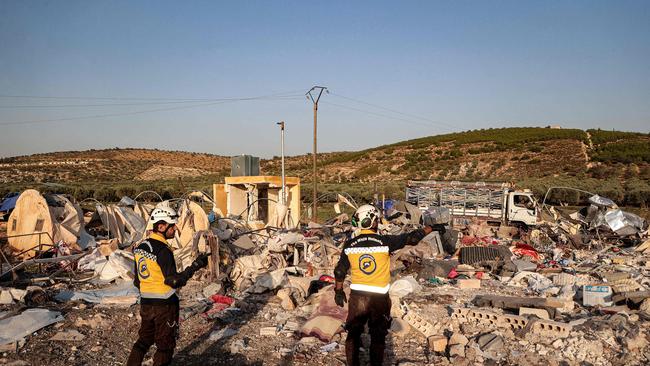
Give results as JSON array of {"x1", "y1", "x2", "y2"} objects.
[{"x1": 7, "y1": 189, "x2": 95, "y2": 258}]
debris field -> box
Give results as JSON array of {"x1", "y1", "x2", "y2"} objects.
[{"x1": 0, "y1": 185, "x2": 649, "y2": 366}]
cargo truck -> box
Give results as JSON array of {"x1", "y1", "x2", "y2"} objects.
[{"x1": 405, "y1": 180, "x2": 540, "y2": 227}]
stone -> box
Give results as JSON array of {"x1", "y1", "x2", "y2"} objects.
[
  {"x1": 457, "y1": 279, "x2": 480, "y2": 289},
  {"x1": 449, "y1": 344, "x2": 465, "y2": 357},
  {"x1": 552, "y1": 339, "x2": 564, "y2": 348},
  {"x1": 449, "y1": 333, "x2": 469, "y2": 346},
  {"x1": 519, "y1": 307, "x2": 550, "y2": 320},
  {"x1": 74, "y1": 314, "x2": 109, "y2": 329},
  {"x1": 0, "y1": 291, "x2": 12, "y2": 305},
  {"x1": 640, "y1": 298, "x2": 650, "y2": 313},
  {"x1": 276, "y1": 288, "x2": 295, "y2": 311},
  {"x1": 427, "y1": 335, "x2": 448, "y2": 353},
  {"x1": 625, "y1": 331, "x2": 648, "y2": 351},
  {"x1": 90, "y1": 345, "x2": 103, "y2": 352},
  {"x1": 202, "y1": 283, "x2": 222, "y2": 298},
  {"x1": 283, "y1": 321, "x2": 300, "y2": 332},
  {"x1": 209, "y1": 327, "x2": 238, "y2": 341},
  {"x1": 390, "y1": 317, "x2": 410, "y2": 337},
  {"x1": 229, "y1": 339, "x2": 248, "y2": 353},
  {"x1": 50, "y1": 330, "x2": 86, "y2": 341}
]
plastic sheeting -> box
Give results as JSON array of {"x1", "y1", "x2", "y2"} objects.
[
  {"x1": 77, "y1": 248, "x2": 134, "y2": 282},
  {"x1": 0, "y1": 308, "x2": 64, "y2": 345},
  {"x1": 0, "y1": 193, "x2": 19, "y2": 212},
  {"x1": 96, "y1": 203, "x2": 146, "y2": 247},
  {"x1": 55, "y1": 281, "x2": 139, "y2": 303},
  {"x1": 389, "y1": 275, "x2": 422, "y2": 298}
]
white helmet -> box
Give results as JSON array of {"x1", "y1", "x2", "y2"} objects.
[
  {"x1": 148, "y1": 206, "x2": 178, "y2": 226},
  {"x1": 352, "y1": 204, "x2": 380, "y2": 229}
]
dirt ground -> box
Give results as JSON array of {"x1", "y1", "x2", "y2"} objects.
[{"x1": 2, "y1": 272, "x2": 649, "y2": 366}]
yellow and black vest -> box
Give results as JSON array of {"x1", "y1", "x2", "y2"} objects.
[
  {"x1": 133, "y1": 233, "x2": 178, "y2": 304},
  {"x1": 335, "y1": 228, "x2": 427, "y2": 294}
]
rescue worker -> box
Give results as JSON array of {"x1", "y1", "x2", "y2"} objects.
[
  {"x1": 126, "y1": 206, "x2": 209, "y2": 366},
  {"x1": 334, "y1": 204, "x2": 433, "y2": 366}
]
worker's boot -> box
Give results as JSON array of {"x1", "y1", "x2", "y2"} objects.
[{"x1": 369, "y1": 341, "x2": 386, "y2": 366}]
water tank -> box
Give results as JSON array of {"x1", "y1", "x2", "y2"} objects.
[{"x1": 231, "y1": 155, "x2": 260, "y2": 177}]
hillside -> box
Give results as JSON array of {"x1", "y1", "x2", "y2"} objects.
[
  {"x1": 1, "y1": 127, "x2": 649, "y2": 206},
  {"x1": 0, "y1": 148, "x2": 231, "y2": 183}
]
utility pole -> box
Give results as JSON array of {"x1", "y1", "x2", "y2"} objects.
[
  {"x1": 306, "y1": 86, "x2": 327, "y2": 222},
  {"x1": 276, "y1": 121, "x2": 286, "y2": 205}
]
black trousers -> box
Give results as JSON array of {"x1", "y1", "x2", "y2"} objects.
[
  {"x1": 126, "y1": 302, "x2": 179, "y2": 366},
  {"x1": 345, "y1": 290, "x2": 392, "y2": 366}
]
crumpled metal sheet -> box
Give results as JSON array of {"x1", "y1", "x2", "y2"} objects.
[
  {"x1": 588, "y1": 195, "x2": 616, "y2": 208},
  {"x1": 605, "y1": 209, "x2": 646, "y2": 236}
]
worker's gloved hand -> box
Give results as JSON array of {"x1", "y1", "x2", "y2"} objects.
[
  {"x1": 192, "y1": 253, "x2": 210, "y2": 269},
  {"x1": 334, "y1": 288, "x2": 347, "y2": 307}
]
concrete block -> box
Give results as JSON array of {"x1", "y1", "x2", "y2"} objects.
[
  {"x1": 457, "y1": 279, "x2": 481, "y2": 289},
  {"x1": 583, "y1": 285, "x2": 613, "y2": 307},
  {"x1": 529, "y1": 319, "x2": 572, "y2": 338},
  {"x1": 427, "y1": 335, "x2": 447, "y2": 353},
  {"x1": 403, "y1": 310, "x2": 437, "y2": 338},
  {"x1": 519, "y1": 307, "x2": 550, "y2": 320},
  {"x1": 452, "y1": 306, "x2": 571, "y2": 338},
  {"x1": 500, "y1": 314, "x2": 529, "y2": 330}
]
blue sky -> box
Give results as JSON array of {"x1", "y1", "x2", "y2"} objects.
[{"x1": 1, "y1": 1, "x2": 648, "y2": 158}]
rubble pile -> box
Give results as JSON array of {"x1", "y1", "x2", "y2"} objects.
[{"x1": 0, "y1": 190, "x2": 649, "y2": 365}]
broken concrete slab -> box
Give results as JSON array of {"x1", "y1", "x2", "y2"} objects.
[{"x1": 519, "y1": 307, "x2": 550, "y2": 320}]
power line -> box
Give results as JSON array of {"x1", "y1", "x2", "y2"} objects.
[
  {"x1": 321, "y1": 100, "x2": 452, "y2": 130},
  {"x1": 0, "y1": 95, "x2": 303, "y2": 109},
  {"x1": 0, "y1": 94, "x2": 303, "y2": 126},
  {"x1": 329, "y1": 92, "x2": 458, "y2": 130},
  {"x1": 0, "y1": 89, "x2": 305, "y2": 102}
]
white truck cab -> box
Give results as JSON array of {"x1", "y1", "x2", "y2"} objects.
[{"x1": 507, "y1": 191, "x2": 538, "y2": 226}]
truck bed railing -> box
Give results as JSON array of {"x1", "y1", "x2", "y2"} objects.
[{"x1": 406, "y1": 181, "x2": 507, "y2": 219}]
